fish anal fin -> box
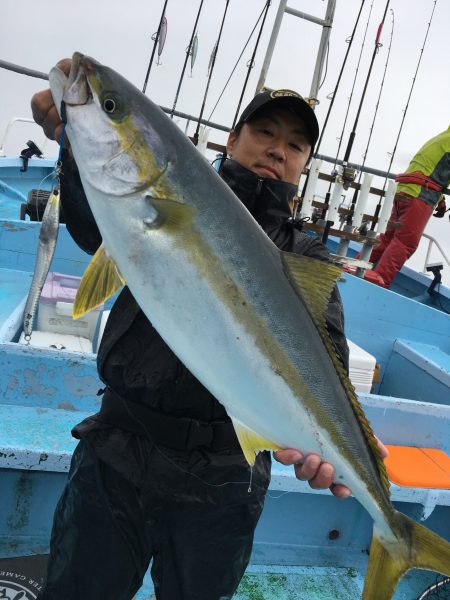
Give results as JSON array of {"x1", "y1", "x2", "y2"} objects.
[
  {"x1": 73, "y1": 244, "x2": 124, "y2": 319},
  {"x1": 231, "y1": 417, "x2": 282, "y2": 466}
]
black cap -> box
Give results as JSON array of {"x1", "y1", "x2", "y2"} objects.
[{"x1": 234, "y1": 89, "x2": 319, "y2": 147}]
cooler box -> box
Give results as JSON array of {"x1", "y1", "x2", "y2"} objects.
[
  {"x1": 347, "y1": 339, "x2": 377, "y2": 393},
  {"x1": 37, "y1": 272, "x2": 102, "y2": 340},
  {"x1": 19, "y1": 330, "x2": 93, "y2": 353}
]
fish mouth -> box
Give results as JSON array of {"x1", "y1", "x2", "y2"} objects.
[{"x1": 63, "y1": 52, "x2": 95, "y2": 107}]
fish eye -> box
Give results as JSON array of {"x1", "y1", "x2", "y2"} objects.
[
  {"x1": 100, "y1": 93, "x2": 127, "y2": 121},
  {"x1": 103, "y1": 97, "x2": 116, "y2": 113}
]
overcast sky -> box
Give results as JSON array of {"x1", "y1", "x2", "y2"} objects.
[{"x1": 1, "y1": 0, "x2": 449, "y2": 282}]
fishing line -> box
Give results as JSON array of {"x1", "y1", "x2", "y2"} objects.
[
  {"x1": 341, "y1": 0, "x2": 390, "y2": 167},
  {"x1": 299, "y1": 0, "x2": 365, "y2": 206},
  {"x1": 321, "y1": 0, "x2": 390, "y2": 243},
  {"x1": 267, "y1": 490, "x2": 291, "y2": 499},
  {"x1": 118, "y1": 391, "x2": 256, "y2": 491},
  {"x1": 332, "y1": 0, "x2": 374, "y2": 173},
  {"x1": 347, "y1": 8, "x2": 394, "y2": 225},
  {"x1": 193, "y1": 0, "x2": 231, "y2": 143},
  {"x1": 170, "y1": 0, "x2": 205, "y2": 119},
  {"x1": 207, "y1": 0, "x2": 269, "y2": 123},
  {"x1": 231, "y1": 0, "x2": 272, "y2": 129},
  {"x1": 370, "y1": 0, "x2": 438, "y2": 229},
  {"x1": 142, "y1": 0, "x2": 169, "y2": 93},
  {"x1": 318, "y1": 41, "x2": 330, "y2": 92},
  {"x1": 313, "y1": 0, "x2": 366, "y2": 157}
]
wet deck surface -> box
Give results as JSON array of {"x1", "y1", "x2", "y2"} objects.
[{"x1": 233, "y1": 565, "x2": 440, "y2": 600}]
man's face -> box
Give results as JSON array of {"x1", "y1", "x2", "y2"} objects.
[{"x1": 226, "y1": 107, "x2": 312, "y2": 185}]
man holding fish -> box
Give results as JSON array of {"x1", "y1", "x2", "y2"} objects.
[{"x1": 31, "y1": 57, "x2": 382, "y2": 599}]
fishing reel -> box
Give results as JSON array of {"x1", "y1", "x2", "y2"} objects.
[{"x1": 341, "y1": 166, "x2": 357, "y2": 190}]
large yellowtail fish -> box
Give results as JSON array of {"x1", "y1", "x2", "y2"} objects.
[{"x1": 49, "y1": 53, "x2": 450, "y2": 599}]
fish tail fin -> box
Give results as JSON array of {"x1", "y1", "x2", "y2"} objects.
[{"x1": 363, "y1": 511, "x2": 450, "y2": 600}]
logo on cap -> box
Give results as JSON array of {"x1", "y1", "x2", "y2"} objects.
[{"x1": 269, "y1": 89, "x2": 303, "y2": 100}]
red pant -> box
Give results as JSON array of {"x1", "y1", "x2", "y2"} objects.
[{"x1": 369, "y1": 194, "x2": 433, "y2": 287}]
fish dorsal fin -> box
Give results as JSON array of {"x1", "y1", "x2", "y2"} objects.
[
  {"x1": 230, "y1": 417, "x2": 282, "y2": 466},
  {"x1": 73, "y1": 243, "x2": 124, "y2": 319},
  {"x1": 282, "y1": 253, "x2": 343, "y2": 328},
  {"x1": 282, "y1": 252, "x2": 391, "y2": 498}
]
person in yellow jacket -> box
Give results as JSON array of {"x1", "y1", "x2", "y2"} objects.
[{"x1": 369, "y1": 126, "x2": 450, "y2": 288}]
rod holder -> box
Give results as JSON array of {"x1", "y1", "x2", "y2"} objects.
[
  {"x1": 352, "y1": 173, "x2": 373, "y2": 229},
  {"x1": 377, "y1": 180, "x2": 396, "y2": 234},
  {"x1": 300, "y1": 159, "x2": 322, "y2": 219},
  {"x1": 356, "y1": 230, "x2": 377, "y2": 278}
]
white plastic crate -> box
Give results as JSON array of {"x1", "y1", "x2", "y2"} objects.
[
  {"x1": 347, "y1": 339, "x2": 377, "y2": 393},
  {"x1": 36, "y1": 272, "x2": 102, "y2": 340}
]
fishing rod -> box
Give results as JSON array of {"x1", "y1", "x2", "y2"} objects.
[
  {"x1": 142, "y1": 0, "x2": 169, "y2": 94},
  {"x1": 194, "y1": 0, "x2": 230, "y2": 143},
  {"x1": 299, "y1": 0, "x2": 365, "y2": 208},
  {"x1": 207, "y1": 1, "x2": 271, "y2": 123},
  {"x1": 170, "y1": 0, "x2": 205, "y2": 118},
  {"x1": 231, "y1": 0, "x2": 272, "y2": 129},
  {"x1": 331, "y1": 0, "x2": 374, "y2": 174},
  {"x1": 313, "y1": 0, "x2": 370, "y2": 222},
  {"x1": 0, "y1": 59, "x2": 48, "y2": 80},
  {"x1": 370, "y1": 0, "x2": 438, "y2": 229},
  {"x1": 341, "y1": 0, "x2": 390, "y2": 171},
  {"x1": 346, "y1": 7, "x2": 395, "y2": 226},
  {"x1": 321, "y1": 0, "x2": 390, "y2": 244}
]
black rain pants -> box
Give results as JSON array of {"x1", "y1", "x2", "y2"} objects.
[{"x1": 37, "y1": 437, "x2": 268, "y2": 600}]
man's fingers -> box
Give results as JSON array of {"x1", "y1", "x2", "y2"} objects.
[
  {"x1": 375, "y1": 436, "x2": 389, "y2": 459},
  {"x1": 301, "y1": 458, "x2": 333, "y2": 486},
  {"x1": 55, "y1": 58, "x2": 72, "y2": 76},
  {"x1": 330, "y1": 483, "x2": 352, "y2": 499},
  {"x1": 273, "y1": 449, "x2": 303, "y2": 465},
  {"x1": 31, "y1": 89, "x2": 55, "y2": 126}
]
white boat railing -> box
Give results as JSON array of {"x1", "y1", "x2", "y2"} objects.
[
  {"x1": 0, "y1": 117, "x2": 48, "y2": 157},
  {"x1": 422, "y1": 233, "x2": 450, "y2": 272}
]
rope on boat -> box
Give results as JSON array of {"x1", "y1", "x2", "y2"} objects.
[
  {"x1": 193, "y1": 0, "x2": 231, "y2": 143},
  {"x1": 142, "y1": 0, "x2": 169, "y2": 94},
  {"x1": 231, "y1": 0, "x2": 272, "y2": 129},
  {"x1": 169, "y1": 0, "x2": 205, "y2": 119},
  {"x1": 416, "y1": 576, "x2": 450, "y2": 599},
  {"x1": 0, "y1": 59, "x2": 48, "y2": 81}
]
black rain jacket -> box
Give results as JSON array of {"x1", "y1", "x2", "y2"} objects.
[{"x1": 59, "y1": 155, "x2": 349, "y2": 502}]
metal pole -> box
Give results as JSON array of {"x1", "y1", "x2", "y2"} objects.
[
  {"x1": 309, "y1": 0, "x2": 336, "y2": 102},
  {"x1": 255, "y1": 0, "x2": 288, "y2": 93}
]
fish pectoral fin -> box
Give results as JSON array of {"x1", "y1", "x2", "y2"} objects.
[
  {"x1": 281, "y1": 252, "x2": 343, "y2": 328},
  {"x1": 230, "y1": 417, "x2": 282, "y2": 466},
  {"x1": 144, "y1": 196, "x2": 195, "y2": 231},
  {"x1": 73, "y1": 243, "x2": 124, "y2": 319}
]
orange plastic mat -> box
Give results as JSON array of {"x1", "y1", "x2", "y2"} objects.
[{"x1": 384, "y1": 445, "x2": 450, "y2": 489}]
